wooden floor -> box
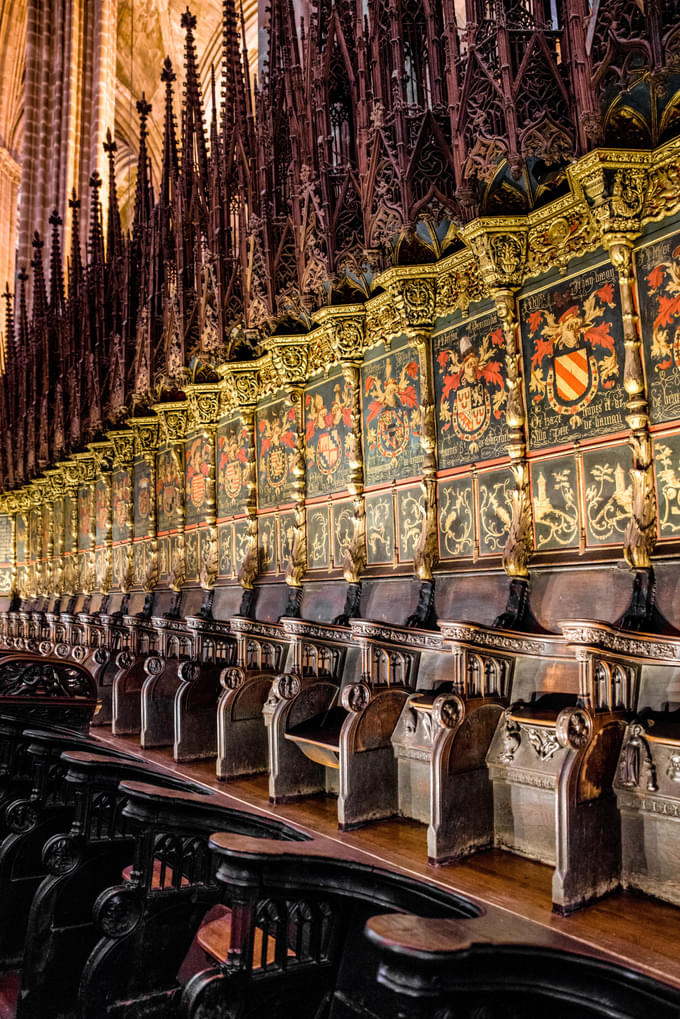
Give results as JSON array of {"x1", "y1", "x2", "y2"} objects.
[{"x1": 96, "y1": 729, "x2": 680, "y2": 992}]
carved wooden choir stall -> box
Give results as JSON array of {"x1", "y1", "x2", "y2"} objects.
[{"x1": 1, "y1": 0, "x2": 680, "y2": 1014}]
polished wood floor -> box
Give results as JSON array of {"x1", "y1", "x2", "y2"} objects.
[{"x1": 95, "y1": 729, "x2": 680, "y2": 991}]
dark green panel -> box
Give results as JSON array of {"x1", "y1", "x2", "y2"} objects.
[
  {"x1": 438, "y1": 477, "x2": 474, "y2": 559},
  {"x1": 361, "y1": 340, "x2": 422, "y2": 485},
  {"x1": 258, "y1": 515, "x2": 277, "y2": 574},
  {"x1": 217, "y1": 416, "x2": 251, "y2": 519},
  {"x1": 158, "y1": 538, "x2": 169, "y2": 579},
  {"x1": 185, "y1": 435, "x2": 213, "y2": 526},
  {"x1": 531, "y1": 455, "x2": 579, "y2": 550},
  {"x1": 185, "y1": 529, "x2": 199, "y2": 581},
  {"x1": 520, "y1": 265, "x2": 627, "y2": 449},
  {"x1": 133, "y1": 459, "x2": 152, "y2": 538},
  {"x1": 433, "y1": 311, "x2": 508, "y2": 468},
  {"x1": 366, "y1": 492, "x2": 394, "y2": 565},
  {"x1": 256, "y1": 399, "x2": 298, "y2": 509},
  {"x1": 157, "y1": 446, "x2": 183, "y2": 534},
  {"x1": 307, "y1": 506, "x2": 331, "y2": 570},
  {"x1": 582, "y1": 443, "x2": 633, "y2": 547},
  {"x1": 112, "y1": 470, "x2": 132, "y2": 543},
  {"x1": 234, "y1": 519, "x2": 250, "y2": 572},
  {"x1": 654, "y1": 434, "x2": 680, "y2": 538},
  {"x1": 278, "y1": 511, "x2": 297, "y2": 572},
  {"x1": 636, "y1": 232, "x2": 680, "y2": 425},
  {"x1": 333, "y1": 500, "x2": 354, "y2": 569},
  {"x1": 95, "y1": 479, "x2": 108, "y2": 546},
  {"x1": 218, "y1": 523, "x2": 234, "y2": 576},
  {"x1": 478, "y1": 468, "x2": 513, "y2": 556},
  {"x1": 305, "y1": 371, "x2": 354, "y2": 497},
  {"x1": 397, "y1": 486, "x2": 423, "y2": 563}
]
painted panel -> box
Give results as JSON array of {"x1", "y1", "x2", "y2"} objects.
[
  {"x1": 478, "y1": 468, "x2": 513, "y2": 556},
  {"x1": 112, "y1": 470, "x2": 132, "y2": 543},
  {"x1": 16, "y1": 514, "x2": 27, "y2": 565},
  {"x1": 95, "y1": 479, "x2": 109, "y2": 546},
  {"x1": 95, "y1": 549, "x2": 107, "y2": 589},
  {"x1": 433, "y1": 311, "x2": 508, "y2": 468},
  {"x1": 64, "y1": 494, "x2": 74, "y2": 555},
  {"x1": 185, "y1": 435, "x2": 213, "y2": 526},
  {"x1": 332, "y1": 501, "x2": 354, "y2": 569},
  {"x1": 582, "y1": 444, "x2": 633, "y2": 546},
  {"x1": 217, "y1": 417, "x2": 250, "y2": 519},
  {"x1": 521, "y1": 266, "x2": 626, "y2": 449},
  {"x1": 185, "y1": 530, "x2": 199, "y2": 581},
  {"x1": 133, "y1": 542, "x2": 145, "y2": 586},
  {"x1": 0, "y1": 514, "x2": 12, "y2": 592},
  {"x1": 77, "y1": 488, "x2": 93, "y2": 551},
  {"x1": 53, "y1": 499, "x2": 64, "y2": 556},
  {"x1": 30, "y1": 507, "x2": 41, "y2": 560},
  {"x1": 305, "y1": 372, "x2": 354, "y2": 498},
  {"x1": 234, "y1": 520, "x2": 250, "y2": 573},
  {"x1": 157, "y1": 447, "x2": 183, "y2": 533},
  {"x1": 133, "y1": 460, "x2": 152, "y2": 538},
  {"x1": 438, "y1": 477, "x2": 474, "y2": 558},
  {"x1": 636, "y1": 233, "x2": 680, "y2": 425},
  {"x1": 366, "y1": 492, "x2": 394, "y2": 566},
  {"x1": 256, "y1": 400, "x2": 297, "y2": 509},
  {"x1": 654, "y1": 434, "x2": 680, "y2": 538},
  {"x1": 41, "y1": 506, "x2": 51, "y2": 558},
  {"x1": 258, "y1": 515, "x2": 277, "y2": 574},
  {"x1": 218, "y1": 523, "x2": 234, "y2": 577},
  {"x1": 279, "y1": 511, "x2": 297, "y2": 571},
  {"x1": 307, "y1": 506, "x2": 330, "y2": 570},
  {"x1": 169, "y1": 535, "x2": 183, "y2": 581},
  {"x1": 361, "y1": 341, "x2": 422, "y2": 485},
  {"x1": 158, "y1": 538, "x2": 169, "y2": 580},
  {"x1": 112, "y1": 546, "x2": 125, "y2": 589},
  {"x1": 531, "y1": 455, "x2": 580, "y2": 550},
  {"x1": 397, "y1": 486, "x2": 423, "y2": 563}
]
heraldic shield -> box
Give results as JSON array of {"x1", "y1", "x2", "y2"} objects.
[
  {"x1": 452, "y1": 382, "x2": 491, "y2": 441},
  {"x1": 548, "y1": 345, "x2": 598, "y2": 412}
]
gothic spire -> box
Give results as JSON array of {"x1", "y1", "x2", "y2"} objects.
[
  {"x1": 103, "y1": 129, "x2": 123, "y2": 261},
  {"x1": 160, "y1": 57, "x2": 180, "y2": 207},
  {"x1": 48, "y1": 210, "x2": 64, "y2": 315},
  {"x1": 133, "y1": 95, "x2": 153, "y2": 238},
  {"x1": 181, "y1": 8, "x2": 210, "y2": 202},
  {"x1": 67, "y1": 190, "x2": 83, "y2": 302},
  {"x1": 30, "y1": 231, "x2": 47, "y2": 327}
]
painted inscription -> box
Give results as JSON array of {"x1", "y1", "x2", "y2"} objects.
[
  {"x1": 217, "y1": 417, "x2": 250, "y2": 518},
  {"x1": 433, "y1": 312, "x2": 507, "y2": 467},
  {"x1": 636, "y1": 234, "x2": 680, "y2": 425},
  {"x1": 361, "y1": 342, "x2": 421, "y2": 485},
  {"x1": 305, "y1": 372, "x2": 354, "y2": 497},
  {"x1": 256, "y1": 400, "x2": 297, "y2": 509},
  {"x1": 521, "y1": 267, "x2": 626, "y2": 449}
]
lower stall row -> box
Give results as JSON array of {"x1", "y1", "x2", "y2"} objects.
[
  {"x1": 0, "y1": 681, "x2": 675, "y2": 1019},
  {"x1": 1, "y1": 600, "x2": 680, "y2": 917}
]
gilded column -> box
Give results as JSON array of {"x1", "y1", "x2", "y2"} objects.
[
  {"x1": 90, "y1": 441, "x2": 114, "y2": 612},
  {"x1": 574, "y1": 153, "x2": 658, "y2": 626},
  {"x1": 221, "y1": 362, "x2": 261, "y2": 619},
  {"x1": 270, "y1": 340, "x2": 310, "y2": 619},
  {"x1": 74, "y1": 450, "x2": 97, "y2": 612},
  {"x1": 186, "y1": 385, "x2": 220, "y2": 619},
  {"x1": 130, "y1": 416, "x2": 161, "y2": 618},
  {"x1": 463, "y1": 223, "x2": 535, "y2": 628},
  {"x1": 62, "y1": 460, "x2": 80, "y2": 611},
  {"x1": 108, "y1": 429, "x2": 135, "y2": 612},
  {"x1": 154, "y1": 401, "x2": 189, "y2": 619}
]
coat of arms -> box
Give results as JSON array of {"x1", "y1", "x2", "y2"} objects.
[
  {"x1": 437, "y1": 327, "x2": 505, "y2": 457},
  {"x1": 305, "y1": 378, "x2": 354, "y2": 496},
  {"x1": 364, "y1": 357, "x2": 419, "y2": 460},
  {"x1": 528, "y1": 283, "x2": 618, "y2": 424},
  {"x1": 258, "y1": 405, "x2": 297, "y2": 506},
  {"x1": 217, "y1": 422, "x2": 249, "y2": 515}
]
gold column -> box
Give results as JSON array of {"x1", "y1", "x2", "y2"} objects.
[
  {"x1": 154, "y1": 401, "x2": 189, "y2": 618},
  {"x1": 130, "y1": 416, "x2": 161, "y2": 617},
  {"x1": 186, "y1": 385, "x2": 221, "y2": 619}
]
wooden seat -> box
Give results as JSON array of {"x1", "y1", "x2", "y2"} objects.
[
  {"x1": 196, "y1": 905, "x2": 295, "y2": 969},
  {"x1": 121, "y1": 859, "x2": 190, "y2": 889},
  {"x1": 284, "y1": 705, "x2": 347, "y2": 769}
]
